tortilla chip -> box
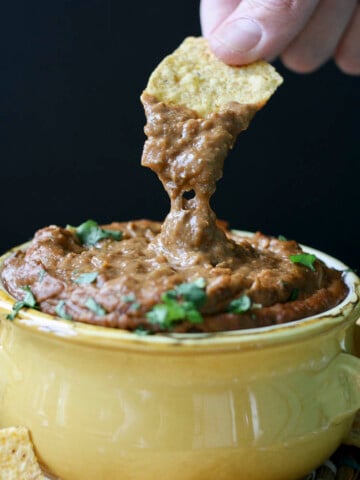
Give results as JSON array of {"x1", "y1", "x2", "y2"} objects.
[
  {"x1": 0, "y1": 426, "x2": 44, "y2": 479},
  {"x1": 145, "y1": 37, "x2": 283, "y2": 117}
]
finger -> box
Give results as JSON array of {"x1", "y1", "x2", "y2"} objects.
[
  {"x1": 200, "y1": 0, "x2": 239, "y2": 37},
  {"x1": 281, "y1": 0, "x2": 357, "y2": 73},
  {"x1": 335, "y1": 5, "x2": 360, "y2": 75},
  {"x1": 207, "y1": 0, "x2": 320, "y2": 65}
]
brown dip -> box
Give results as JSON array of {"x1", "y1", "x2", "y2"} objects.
[
  {"x1": 1, "y1": 95, "x2": 348, "y2": 332},
  {"x1": 141, "y1": 94, "x2": 257, "y2": 267}
]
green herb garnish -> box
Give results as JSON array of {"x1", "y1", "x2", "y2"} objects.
[
  {"x1": 85, "y1": 297, "x2": 106, "y2": 316},
  {"x1": 55, "y1": 300, "x2": 72, "y2": 320},
  {"x1": 278, "y1": 235, "x2": 288, "y2": 241},
  {"x1": 7, "y1": 286, "x2": 39, "y2": 320},
  {"x1": 146, "y1": 278, "x2": 206, "y2": 329},
  {"x1": 122, "y1": 293, "x2": 136, "y2": 303},
  {"x1": 344, "y1": 267, "x2": 358, "y2": 274},
  {"x1": 38, "y1": 269, "x2": 46, "y2": 282},
  {"x1": 122, "y1": 293, "x2": 140, "y2": 311},
  {"x1": 134, "y1": 326, "x2": 150, "y2": 336},
  {"x1": 289, "y1": 253, "x2": 317, "y2": 272},
  {"x1": 228, "y1": 295, "x2": 252, "y2": 314},
  {"x1": 147, "y1": 298, "x2": 203, "y2": 328},
  {"x1": 129, "y1": 302, "x2": 140, "y2": 311},
  {"x1": 73, "y1": 272, "x2": 98, "y2": 284},
  {"x1": 289, "y1": 288, "x2": 299, "y2": 301},
  {"x1": 68, "y1": 220, "x2": 122, "y2": 246},
  {"x1": 171, "y1": 277, "x2": 207, "y2": 307}
]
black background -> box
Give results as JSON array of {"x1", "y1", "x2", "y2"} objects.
[{"x1": 1, "y1": 1, "x2": 359, "y2": 268}]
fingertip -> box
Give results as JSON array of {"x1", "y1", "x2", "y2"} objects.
[
  {"x1": 200, "y1": 0, "x2": 242, "y2": 38},
  {"x1": 199, "y1": 0, "x2": 214, "y2": 37},
  {"x1": 207, "y1": 17, "x2": 264, "y2": 66},
  {"x1": 280, "y1": 52, "x2": 322, "y2": 74},
  {"x1": 208, "y1": 34, "x2": 261, "y2": 66},
  {"x1": 334, "y1": 46, "x2": 360, "y2": 75},
  {"x1": 205, "y1": 0, "x2": 322, "y2": 67},
  {"x1": 333, "y1": 5, "x2": 360, "y2": 76},
  {"x1": 334, "y1": 55, "x2": 360, "y2": 76}
]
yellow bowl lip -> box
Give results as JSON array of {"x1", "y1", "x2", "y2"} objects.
[{"x1": 0, "y1": 231, "x2": 359, "y2": 352}]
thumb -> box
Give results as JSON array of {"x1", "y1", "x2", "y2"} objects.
[{"x1": 207, "y1": 0, "x2": 320, "y2": 65}]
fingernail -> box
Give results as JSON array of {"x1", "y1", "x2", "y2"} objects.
[{"x1": 214, "y1": 18, "x2": 262, "y2": 53}]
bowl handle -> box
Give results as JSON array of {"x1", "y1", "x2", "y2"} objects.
[
  {"x1": 345, "y1": 411, "x2": 360, "y2": 447},
  {"x1": 345, "y1": 318, "x2": 360, "y2": 446},
  {"x1": 319, "y1": 352, "x2": 360, "y2": 447}
]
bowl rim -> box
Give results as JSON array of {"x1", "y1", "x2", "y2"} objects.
[{"x1": 0, "y1": 231, "x2": 359, "y2": 352}]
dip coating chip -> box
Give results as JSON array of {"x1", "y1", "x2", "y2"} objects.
[
  {"x1": 0, "y1": 426, "x2": 44, "y2": 479},
  {"x1": 145, "y1": 36, "x2": 283, "y2": 117}
]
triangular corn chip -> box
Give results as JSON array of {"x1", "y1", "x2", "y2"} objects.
[
  {"x1": 145, "y1": 36, "x2": 283, "y2": 117},
  {"x1": 0, "y1": 427, "x2": 44, "y2": 479}
]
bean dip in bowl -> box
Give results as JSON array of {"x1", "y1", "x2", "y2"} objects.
[
  {"x1": 0, "y1": 240, "x2": 359, "y2": 480},
  {"x1": 0, "y1": 38, "x2": 359, "y2": 479}
]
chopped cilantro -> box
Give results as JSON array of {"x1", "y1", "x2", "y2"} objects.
[
  {"x1": 67, "y1": 220, "x2": 122, "y2": 246},
  {"x1": 22, "y1": 286, "x2": 37, "y2": 307},
  {"x1": 73, "y1": 272, "x2": 98, "y2": 284},
  {"x1": 147, "y1": 298, "x2": 203, "y2": 328},
  {"x1": 55, "y1": 300, "x2": 72, "y2": 320},
  {"x1": 289, "y1": 253, "x2": 317, "y2": 272},
  {"x1": 7, "y1": 286, "x2": 39, "y2": 321},
  {"x1": 344, "y1": 267, "x2": 358, "y2": 274},
  {"x1": 289, "y1": 288, "x2": 299, "y2": 301},
  {"x1": 146, "y1": 278, "x2": 207, "y2": 329},
  {"x1": 134, "y1": 326, "x2": 150, "y2": 336},
  {"x1": 278, "y1": 235, "x2": 288, "y2": 241},
  {"x1": 170, "y1": 277, "x2": 207, "y2": 307},
  {"x1": 85, "y1": 297, "x2": 106, "y2": 316},
  {"x1": 228, "y1": 295, "x2": 252, "y2": 314},
  {"x1": 129, "y1": 302, "x2": 140, "y2": 311},
  {"x1": 7, "y1": 303, "x2": 24, "y2": 321},
  {"x1": 122, "y1": 293, "x2": 140, "y2": 311},
  {"x1": 122, "y1": 293, "x2": 137, "y2": 303},
  {"x1": 146, "y1": 304, "x2": 169, "y2": 326},
  {"x1": 38, "y1": 269, "x2": 46, "y2": 282}
]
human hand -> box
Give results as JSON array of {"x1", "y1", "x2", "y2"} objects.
[{"x1": 200, "y1": 0, "x2": 360, "y2": 74}]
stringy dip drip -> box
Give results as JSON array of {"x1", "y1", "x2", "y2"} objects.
[
  {"x1": 0, "y1": 94, "x2": 348, "y2": 333},
  {"x1": 141, "y1": 93, "x2": 258, "y2": 267}
]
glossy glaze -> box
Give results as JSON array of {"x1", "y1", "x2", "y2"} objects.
[{"x1": 0, "y1": 237, "x2": 359, "y2": 480}]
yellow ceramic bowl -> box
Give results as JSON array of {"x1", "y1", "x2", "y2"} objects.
[{"x1": 0, "y1": 236, "x2": 359, "y2": 480}]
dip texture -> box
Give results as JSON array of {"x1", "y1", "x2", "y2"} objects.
[
  {"x1": 0, "y1": 220, "x2": 347, "y2": 332},
  {"x1": 0, "y1": 39, "x2": 348, "y2": 332}
]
